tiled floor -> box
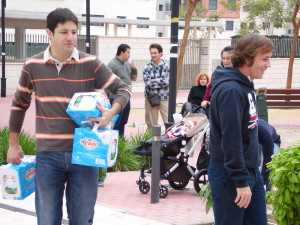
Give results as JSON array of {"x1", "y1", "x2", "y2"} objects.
[{"x1": 1, "y1": 90, "x2": 300, "y2": 224}]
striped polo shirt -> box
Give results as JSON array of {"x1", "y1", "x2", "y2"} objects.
[{"x1": 9, "y1": 47, "x2": 131, "y2": 152}]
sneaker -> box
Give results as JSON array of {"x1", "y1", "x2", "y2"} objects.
[{"x1": 98, "y1": 180, "x2": 104, "y2": 187}]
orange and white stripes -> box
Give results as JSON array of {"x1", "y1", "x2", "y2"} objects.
[
  {"x1": 101, "y1": 74, "x2": 117, "y2": 89},
  {"x1": 35, "y1": 96, "x2": 71, "y2": 103},
  {"x1": 36, "y1": 116, "x2": 72, "y2": 120},
  {"x1": 36, "y1": 133, "x2": 74, "y2": 139},
  {"x1": 18, "y1": 84, "x2": 33, "y2": 94},
  {"x1": 25, "y1": 58, "x2": 45, "y2": 65}
]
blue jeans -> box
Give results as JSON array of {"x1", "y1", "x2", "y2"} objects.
[
  {"x1": 208, "y1": 159, "x2": 267, "y2": 225},
  {"x1": 35, "y1": 151, "x2": 98, "y2": 225}
]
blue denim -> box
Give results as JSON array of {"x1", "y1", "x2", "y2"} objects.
[
  {"x1": 208, "y1": 159, "x2": 267, "y2": 225},
  {"x1": 35, "y1": 151, "x2": 98, "y2": 225}
]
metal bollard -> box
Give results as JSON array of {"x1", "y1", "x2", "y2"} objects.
[{"x1": 151, "y1": 125, "x2": 161, "y2": 204}]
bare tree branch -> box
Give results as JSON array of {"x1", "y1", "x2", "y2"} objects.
[
  {"x1": 176, "y1": 0, "x2": 201, "y2": 93},
  {"x1": 286, "y1": 0, "x2": 300, "y2": 88}
]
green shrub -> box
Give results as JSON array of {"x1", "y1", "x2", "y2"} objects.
[
  {"x1": 0, "y1": 127, "x2": 150, "y2": 171},
  {"x1": 110, "y1": 131, "x2": 151, "y2": 172},
  {"x1": 199, "y1": 183, "x2": 213, "y2": 214},
  {"x1": 266, "y1": 143, "x2": 300, "y2": 225},
  {"x1": 0, "y1": 127, "x2": 36, "y2": 165}
]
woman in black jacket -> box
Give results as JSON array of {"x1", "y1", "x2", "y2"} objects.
[{"x1": 181, "y1": 73, "x2": 210, "y2": 117}]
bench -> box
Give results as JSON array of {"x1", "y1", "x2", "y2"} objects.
[{"x1": 256, "y1": 88, "x2": 300, "y2": 109}]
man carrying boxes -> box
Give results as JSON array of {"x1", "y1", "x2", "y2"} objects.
[{"x1": 6, "y1": 8, "x2": 130, "y2": 225}]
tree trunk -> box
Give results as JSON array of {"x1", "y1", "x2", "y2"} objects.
[
  {"x1": 286, "y1": 0, "x2": 300, "y2": 89},
  {"x1": 176, "y1": 0, "x2": 201, "y2": 93}
]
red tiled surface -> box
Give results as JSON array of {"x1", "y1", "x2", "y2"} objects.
[
  {"x1": 96, "y1": 145, "x2": 215, "y2": 225},
  {"x1": 1, "y1": 90, "x2": 300, "y2": 224}
]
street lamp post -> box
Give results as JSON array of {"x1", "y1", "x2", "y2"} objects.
[
  {"x1": 85, "y1": 0, "x2": 91, "y2": 54},
  {"x1": 1, "y1": 0, "x2": 6, "y2": 97},
  {"x1": 167, "y1": 0, "x2": 180, "y2": 125}
]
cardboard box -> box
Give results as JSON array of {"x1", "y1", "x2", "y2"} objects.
[
  {"x1": 0, "y1": 155, "x2": 36, "y2": 200},
  {"x1": 72, "y1": 128, "x2": 119, "y2": 168},
  {"x1": 66, "y1": 92, "x2": 118, "y2": 129}
]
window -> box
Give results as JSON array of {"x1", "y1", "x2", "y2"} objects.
[
  {"x1": 209, "y1": 0, "x2": 217, "y2": 10},
  {"x1": 262, "y1": 22, "x2": 270, "y2": 30},
  {"x1": 137, "y1": 17, "x2": 149, "y2": 28},
  {"x1": 228, "y1": 0, "x2": 235, "y2": 3},
  {"x1": 165, "y1": 1, "x2": 171, "y2": 11},
  {"x1": 225, "y1": 21, "x2": 234, "y2": 31},
  {"x1": 81, "y1": 14, "x2": 104, "y2": 26},
  {"x1": 117, "y1": 16, "x2": 126, "y2": 28},
  {"x1": 158, "y1": 4, "x2": 163, "y2": 11}
]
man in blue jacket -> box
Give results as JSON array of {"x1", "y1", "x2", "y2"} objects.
[
  {"x1": 258, "y1": 119, "x2": 281, "y2": 191},
  {"x1": 208, "y1": 34, "x2": 275, "y2": 225}
]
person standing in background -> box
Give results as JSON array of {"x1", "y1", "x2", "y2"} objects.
[
  {"x1": 143, "y1": 43, "x2": 169, "y2": 133},
  {"x1": 258, "y1": 118, "x2": 281, "y2": 191},
  {"x1": 181, "y1": 73, "x2": 210, "y2": 117},
  {"x1": 107, "y1": 44, "x2": 137, "y2": 136},
  {"x1": 201, "y1": 46, "x2": 234, "y2": 110},
  {"x1": 208, "y1": 34, "x2": 274, "y2": 225}
]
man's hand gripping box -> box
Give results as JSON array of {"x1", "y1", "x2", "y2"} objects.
[
  {"x1": 0, "y1": 155, "x2": 36, "y2": 200},
  {"x1": 72, "y1": 128, "x2": 119, "y2": 168}
]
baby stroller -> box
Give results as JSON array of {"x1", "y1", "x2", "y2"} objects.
[{"x1": 133, "y1": 113, "x2": 210, "y2": 198}]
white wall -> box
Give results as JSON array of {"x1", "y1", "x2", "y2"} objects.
[
  {"x1": 80, "y1": 0, "x2": 157, "y2": 37},
  {"x1": 5, "y1": 0, "x2": 83, "y2": 15},
  {"x1": 3, "y1": 37, "x2": 300, "y2": 95}
]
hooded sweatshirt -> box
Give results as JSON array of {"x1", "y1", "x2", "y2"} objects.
[{"x1": 209, "y1": 66, "x2": 261, "y2": 188}]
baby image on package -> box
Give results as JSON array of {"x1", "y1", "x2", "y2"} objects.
[{"x1": 0, "y1": 155, "x2": 36, "y2": 200}]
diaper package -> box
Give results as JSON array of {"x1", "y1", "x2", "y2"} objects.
[
  {"x1": 72, "y1": 128, "x2": 119, "y2": 168},
  {"x1": 0, "y1": 155, "x2": 36, "y2": 200},
  {"x1": 66, "y1": 92, "x2": 118, "y2": 129}
]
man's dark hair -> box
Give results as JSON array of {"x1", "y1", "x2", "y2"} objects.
[
  {"x1": 47, "y1": 8, "x2": 78, "y2": 33},
  {"x1": 231, "y1": 34, "x2": 275, "y2": 68},
  {"x1": 149, "y1": 43, "x2": 163, "y2": 53},
  {"x1": 116, "y1": 44, "x2": 131, "y2": 56},
  {"x1": 220, "y1": 46, "x2": 234, "y2": 67},
  {"x1": 221, "y1": 46, "x2": 233, "y2": 56}
]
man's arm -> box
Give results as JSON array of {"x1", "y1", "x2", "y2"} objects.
[
  {"x1": 130, "y1": 61, "x2": 138, "y2": 81},
  {"x1": 88, "y1": 102, "x2": 122, "y2": 129},
  {"x1": 201, "y1": 82, "x2": 212, "y2": 108},
  {"x1": 7, "y1": 132, "x2": 24, "y2": 165},
  {"x1": 93, "y1": 59, "x2": 131, "y2": 111},
  {"x1": 8, "y1": 64, "x2": 32, "y2": 165}
]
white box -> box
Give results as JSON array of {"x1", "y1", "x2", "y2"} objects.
[
  {"x1": 66, "y1": 92, "x2": 118, "y2": 129},
  {"x1": 0, "y1": 155, "x2": 36, "y2": 200}
]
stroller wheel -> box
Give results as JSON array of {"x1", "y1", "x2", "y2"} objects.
[
  {"x1": 139, "y1": 181, "x2": 150, "y2": 194},
  {"x1": 168, "y1": 180, "x2": 189, "y2": 190},
  {"x1": 159, "y1": 185, "x2": 168, "y2": 198},
  {"x1": 194, "y1": 169, "x2": 208, "y2": 194}
]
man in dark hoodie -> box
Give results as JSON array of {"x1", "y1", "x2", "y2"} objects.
[{"x1": 208, "y1": 34, "x2": 274, "y2": 225}]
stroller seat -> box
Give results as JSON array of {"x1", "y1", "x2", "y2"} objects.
[{"x1": 134, "y1": 113, "x2": 208, "y2": 157}]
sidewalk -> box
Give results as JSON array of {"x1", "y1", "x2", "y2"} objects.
[
  {"x1": 0, "y1": 190, "x2": 169, "y2": 225},
  {"x1": 0, "y1": 89, "x2": 300, "y2": 225}
]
